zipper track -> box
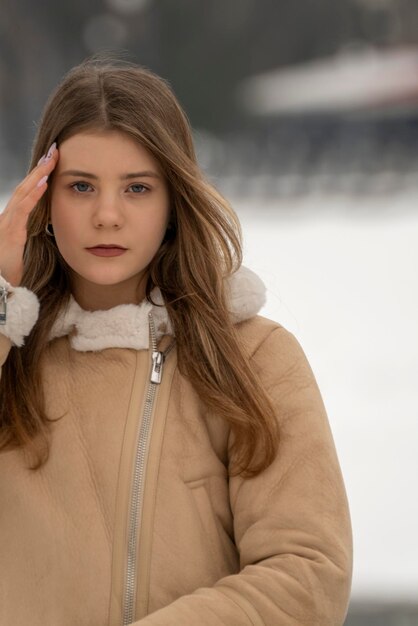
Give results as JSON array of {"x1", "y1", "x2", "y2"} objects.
[
  {"x1": 122, "y1": 313, "x2": 173, "y2": 626},
  {"x1": 123, "y1": 381, "x2": 157, "y2": 625}
]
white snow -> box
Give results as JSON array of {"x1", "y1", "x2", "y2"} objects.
[{"x1": 235, "y1": 193, "x2": 418, "y2": 602}]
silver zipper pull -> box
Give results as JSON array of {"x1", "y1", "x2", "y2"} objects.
[
  {"x1": 151, "y1": 351, "x2": 164, "y2": 384},
  {"x1": 0, "y1": 287, "x2": 7, "y2": 325}
]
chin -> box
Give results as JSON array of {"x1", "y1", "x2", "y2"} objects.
[
  {"x1": 76, "y1": 269, "x2": 146, "y2": 288},
  {"x1": 85, "y1": 276, "x2": 133, "y2": 287}
]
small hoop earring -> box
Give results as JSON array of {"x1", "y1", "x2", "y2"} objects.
[{"x1": 45, "y1": 223, "x2": 54, "y2": 237}]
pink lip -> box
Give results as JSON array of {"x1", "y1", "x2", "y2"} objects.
[{"x1": 86, "y1": 246, "x2": 127, "y2": 258}]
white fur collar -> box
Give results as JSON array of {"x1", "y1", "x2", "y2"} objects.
[{"x1": 49, "y1": 265, "x2": 266, "y2": 352}]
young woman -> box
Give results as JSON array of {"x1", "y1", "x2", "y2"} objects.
[{"x1": 0, "y1": 56, "x2": 352, "y2": 625}]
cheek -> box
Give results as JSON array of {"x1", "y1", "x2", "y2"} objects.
[
  {"x1": 50, "y1": 192, "x2": 65, "y2": 229},
  {"x1": 152, "y1": 213, "x2": 170, "y2": 237},
  {"x1": 50, "y1": 203, "x2": 82, "y2": 254},
  {"x1": 53, "y1": 213, "x2": 76, "y2": 245},
  {"x1": 135, "y1": 206, "x2": 170, "y2": 240},
  {"x1": 51, "y1": 192, "x2": 78, "y2": 230}
]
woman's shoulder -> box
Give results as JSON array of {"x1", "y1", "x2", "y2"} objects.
[{"x1": 235, "y1": 314, "x2": 295, "y2": 359}]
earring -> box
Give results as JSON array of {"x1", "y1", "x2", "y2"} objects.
[{"x1": 45, "y1": 223, "x2": 54, "y2": 237}]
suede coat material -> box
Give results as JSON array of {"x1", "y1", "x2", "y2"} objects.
[{"x1": 0, "y1": 267, "x2": 352, "y2": 625}]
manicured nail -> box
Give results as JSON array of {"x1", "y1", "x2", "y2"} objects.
[
  {"x1": 37, "y1": 175, "x2": 48, "y2": 188},
  {"x1": 37, "y1": 154, "x2": 46, "y2": 166},
  {"x1": 46, "y1": 142, "x2": 57, "y2": 160}
]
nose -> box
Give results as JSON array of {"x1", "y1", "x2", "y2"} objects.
[{"x1": 92, "y1": 192, "x2": 124, "y2": 229}]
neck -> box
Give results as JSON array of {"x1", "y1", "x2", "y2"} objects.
[{"x1": 71, "y1": 273, "x2": 147, "y2": 311}]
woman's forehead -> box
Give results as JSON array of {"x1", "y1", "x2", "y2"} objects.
[{"x1": 56, "y1": 130, "x2": 162, "y2": 176}]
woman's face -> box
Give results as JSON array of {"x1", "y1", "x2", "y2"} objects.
[{"x1": 50, "y1": 129, "x2": 170, "y2": 308}]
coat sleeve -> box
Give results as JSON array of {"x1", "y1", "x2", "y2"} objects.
[
  {"x1": 134, "y1": 326, "x2": 353, "y2": 626},
  {"x1": 0, "y1": 275, "x2": 39, "y2": 368}
]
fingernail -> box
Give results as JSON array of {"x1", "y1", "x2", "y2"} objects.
[
  {"x1": 37, "y1": 175, "x2": 48, "y2": 188},
  {"x1": 37, "y1": 154, "x2": 46, "y2": 166},
  {"x1": 46, "y1": 142, "x2": 57, "y2": 160}
]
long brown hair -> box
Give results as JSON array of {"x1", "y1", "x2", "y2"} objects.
[{"x1": 0, "y1": 53, "x2": 278, "y2": 476}]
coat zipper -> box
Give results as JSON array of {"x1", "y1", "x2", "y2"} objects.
[{"x1": 122, "y1": 312, "x2": 174, "y2": 626}]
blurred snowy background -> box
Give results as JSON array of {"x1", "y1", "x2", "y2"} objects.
[{"x1": 1, "y1": 1, "x2": 418, "y2": 623}]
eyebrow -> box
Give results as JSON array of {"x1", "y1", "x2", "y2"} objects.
[{"x1": 59, "y1": 169, "x2": 161, "y2": 180}]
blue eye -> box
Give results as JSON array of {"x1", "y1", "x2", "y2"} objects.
[
  {"x1": 129, "y1": 184, "x2": 147, "y2": 193},
  {"x1": 71, "y1": 182, "x2": 92, "y2": 193}
]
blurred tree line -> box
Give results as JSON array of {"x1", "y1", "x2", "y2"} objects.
[{"x1": 1, "y1": 0, "x2": 418, "y2": 177}]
